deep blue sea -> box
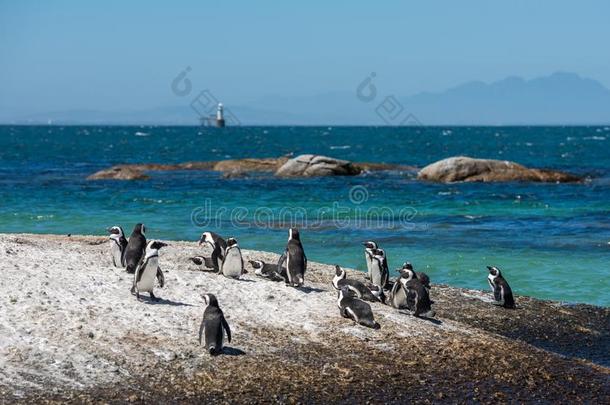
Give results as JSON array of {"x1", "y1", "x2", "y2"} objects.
[{"x1": 1, "y1": 125, "x2": 609, "y2": 306}]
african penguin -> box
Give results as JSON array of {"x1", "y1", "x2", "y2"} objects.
[
  {"x1": 487, "y1": 266, "x2": 516, "y2": 309},
  {"x1": 220, "y1": 238, "x2": 244, "y2": 279},
  {"x1": 189, "y1": 256, "x2": 215, "y2": 270},
  {"x1": 370, "y1": 248, "x2": 389, "y2": 289},
  {"x1": 362, "y1": 241, "x2": 378, "y2": 280},
  {"x1": 198, "y1": 231, "x2": 227, "y2": 272},
  {"x1": 399, "y1": 269, "x2": 436, "y2": 318},
  {"x1": 337, "y1": 287, "x2": 380, "y2": 329},
  {"x1": 399, "y1": 262, "x2": 431, "y2": 290},
  {"x1": 277, "y1": 228, "x2": 307, "y2": 287},
  {"x1": 332, "y1": 265, "x2": 383, "y2": 303},
  {"x1": 132, "y1": 240, "x2": 167, "y2": 301},
  {"x1": 107, "y1": 226, "x2": 127, "y2": 267},
  {"x1": 388, "y1": 275, "x2": 409, "y2": 309},
  {"x1": 199, "y1": 294, "x2": 232, "y2": 355},
  {"x1": 249, "y1": 260, "x2": 283, "y2": 282},
  {"x1": 124, "y1": 223, "x2": 146, "y2": 274}
]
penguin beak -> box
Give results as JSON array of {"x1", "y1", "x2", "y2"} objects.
[
  {"x1": 486, "y1": 266, "x2": 494, "y2": 271},
  {"x1": 361, "y1": 242, "x2": 368, "y2": 246}
]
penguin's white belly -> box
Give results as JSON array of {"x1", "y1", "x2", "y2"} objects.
[
  {"x1": 364, "y1": 253, "x2": 372, "y2": 277},
  {"x1": 111, "y1": 244, "x2": 123, "y2": 267},
  {"x1": 137, "y1": 257, "x2": 158, "y2": 292},
  {"x1": 222, "y1": 250, "x2": 243, "y2": 278},
  {"x1": 371, "y1": 264, "x2": 383, "y2": 287}
]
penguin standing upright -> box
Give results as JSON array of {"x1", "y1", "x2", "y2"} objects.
[
  {"x1": 332, "y1": 265, "x2": 383, "y2": 303},
  {"x1": 399, "y1": 262, "x2": 431, "y2": 290},
  {"x1": 198, "y1": 232, "x2": 227, "y2": 272},
  {"x1": 370, "y1": 248, "x2": 389, "y2": 289},
  {"x1": 399, "y1": 268, "x2": 435, "y2": 317},
  {"x1": 220, "y1": 238, "x2": 244, "y2": 279},
  {"x1": 362, "y1": 241, "x2": 378, "y2": 280},
  {"x1": 337, "y1": 287, "x2": 380, "y2": 329},
  {"x1": 199, "y1": 294, "x2": 231, "y2": 355},
  {"x1": 487, "y1": 266, "x2": 516, "y2": 309},
  {"x1": 277, "y1": 228, "x2": 307, "y2": 287},
  {"x1": 107, "y1": 226, "x2": 127, "y2": 267},
  {"x1": 124, "y1": 223, "x2": 146, "y2": 274},
  {"x1": 132, "y1": 240, "x2": 167, "y2": 301}
]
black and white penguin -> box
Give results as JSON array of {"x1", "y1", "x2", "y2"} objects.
[
  {"x1": 362, "y1": 241, "x2": 378, "y2": 280},
  {"x1": 398, "y1": 268, "x2": 435, "y2": 317},
  {"x1": 198, "y1": 231, "x2": 227, "y2": 272},
  {"x1": 388, "y1": 275, "x2": 409, "y2": 309},
  {"x1": 277, "y1": 228, "x2": 307, "y2": 287},
  {"x1": 124, "y1": 223, "x2": 146, "y2": 274},
  {"x1": 107, "y1": 226, "x2": 127, "y2": 267},
  {"x1": 487, "y1": 266, "x2": 516, "y2": 309},
  {"x1": 220, "y1": 238, "x2": 244, "y2": 279},
  {"x1": 332, "y1": 265, "x2": 383, "y2": 303},
  {"x1": 370, "y1": 248, "x2": 389, "y2": 289},
  {"x1": 337, "y1": 287, "x2": 380, "y2": 329},
  {"x1": 132, "y1": 240, "x2": 167, "y2": 301},
  {"x1": 249, "y1": 260, "x2": 283, "y2": 282},
  {"x1": 199, "y1": 293, "x2": 232, "y2": 355},
  {"x1": 399, "y1": 262, "x2": 431, "y2": 290},
  {"x1": 189, "y1": 256, "x2": 215, "y2": 270}
]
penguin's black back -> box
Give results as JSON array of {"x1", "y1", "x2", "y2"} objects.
[
  {"x1": 201, "y1": 306, "x2": 226, "y2": 355},
  {"x1": 124, "y1": 229, "x2": 146, "y2": 273},
  {"x1": 405, "y1": 279, "x2": 433, "y2": 316}
]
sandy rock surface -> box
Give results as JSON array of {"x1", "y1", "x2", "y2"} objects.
[
  {"x1": 0, "y1": 234, "x2": 608, "y2": 403},
  {"x1": 418, "y1": 156, "x2": 581, "y2": 183}
]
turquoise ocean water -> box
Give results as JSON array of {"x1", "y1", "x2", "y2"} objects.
[{"x1": 1, "y1": 125, "x2": 609, "y2": 306}]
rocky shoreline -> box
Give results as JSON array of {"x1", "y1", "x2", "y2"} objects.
[
  {"x1": 87, "y1": 154, "x2": 581, "y2": 183},
  {"x1": 1, "y1": 233, "x2": 608, "y2": 403}
]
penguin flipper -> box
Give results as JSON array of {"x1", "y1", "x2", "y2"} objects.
[
  {"x1": 156, "y1": 266, "x2": 165, "y2": 288},
  {"x1": 493, "y1": 284, "x2": 503, "y2": 302},
  {"x1": 221, "y1": 316, "x2": 231, "y2": 343},
  {"x1": 277, "y1": 251, "x2": 288, "y2": 283},
  {"x1": 198, "y1": 320, "x2": 205, "y2": 345}
]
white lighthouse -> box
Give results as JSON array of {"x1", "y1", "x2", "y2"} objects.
[{"x1": 215, "y1": 103, "x2": 225, "y2": 127}]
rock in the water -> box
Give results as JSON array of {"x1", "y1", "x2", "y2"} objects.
[
  {"x1": 417, "y1": 156, "x2": 581, "y2": 183},
  {"x1": 213, "y1": 157, "x2": 288, "y2": 173},
  {"x1": 86, "y1": 166, "x2": 149, "y2": 180},
  {"x1": 275, "y1": 154, "x2": 362, "y2": 177}
]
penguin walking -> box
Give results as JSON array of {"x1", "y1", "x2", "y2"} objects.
[
  {"x1": 220, "y1": 238, "x2": 244, "y2": 279},
  {"x1": 332, "y1": 265, "x2": 384, "y2": 303},
  {"x1": 249, "y1": 260, "x2": 283, "y2": 282},
  {"x1": 199, "y1": 294, "x2": 232, "y2": 355},
  {"x1": 398, "y1": 268, "x2": 435, "y2": 317},
  {"x1": 362, "y1": 241, "x2": 378, "y2": 280},
  {"x1": 198, "y1": 231, "x2": 227, "y2": 272},
  {"x1": 337, "y1": 287, "x2": 380, "y2": 329},
  {"x1": 107, "y1": 226, "x2": 127, "y2": 267},
  {"x1": 370, "y1": 248, "x2": 389, "y2": 290},
  {"x1": 277, "y1": 228, "x2": 307, "y2": 287},
  {"x1": 399, "y1": 262, "x2": 431, "y2": 290},
  {"x1": 132, "y1": 240, "x2": 167, "y2": 301},
  {"x1": 124, "y1": 223, "x2": 147, "y2": 274},
  {"x1": 487, "y1": 266, "x2": 516, "y2": 309}
]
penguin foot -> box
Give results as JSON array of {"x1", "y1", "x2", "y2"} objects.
[{"x1": 150, "y1": 292, "x2": 159, "y2": 302}]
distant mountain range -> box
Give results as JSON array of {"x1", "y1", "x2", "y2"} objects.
[{"x1": 5, "y1": 72, "x2": 610, "y2": 125}]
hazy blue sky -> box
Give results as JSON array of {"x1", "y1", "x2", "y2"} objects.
[{"x1": 1, "y1": 0, "x2": 609, "y2": 117}]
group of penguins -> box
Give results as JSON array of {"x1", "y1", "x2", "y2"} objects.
[{"x1": 107, "y1": 223, "x2": 516, "y2": 354}]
